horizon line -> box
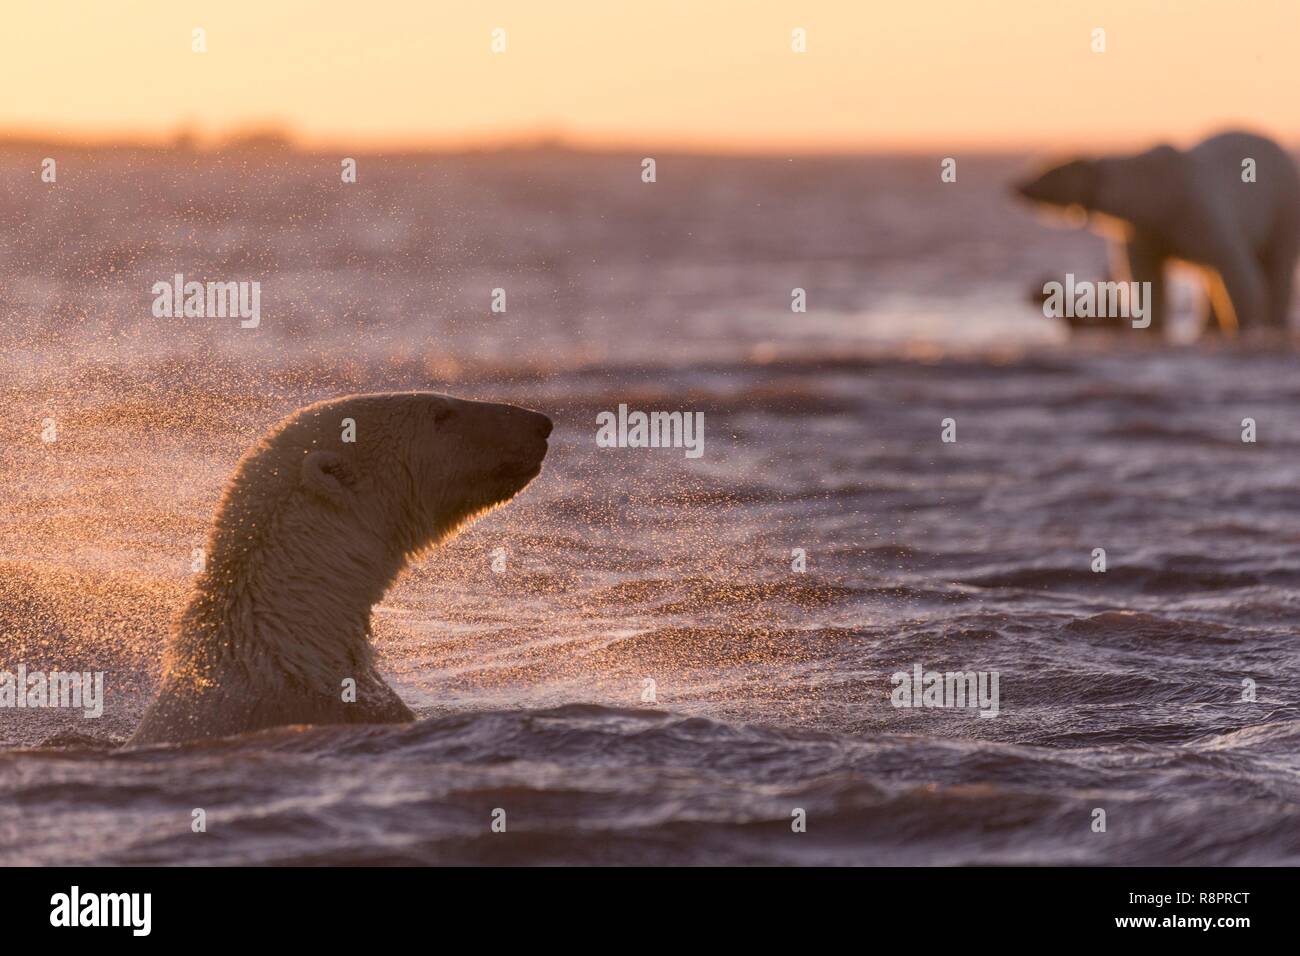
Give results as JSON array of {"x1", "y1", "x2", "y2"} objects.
[{"x1": 3, "y1": 125, "x2": 1296, "y2": 158}]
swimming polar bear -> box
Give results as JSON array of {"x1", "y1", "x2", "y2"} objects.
[
  {"x1": 129, "y1": 392, "x2": 551, "y2": 747},
  {"x1": 1015, "y1": 131, "x2": 1300, "y2": 335}
]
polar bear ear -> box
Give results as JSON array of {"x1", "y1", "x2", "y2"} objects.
[
  {"x1": 301, "y1": 450, "x2": 355, "y2": 507},
  {"x1": 1013, "y1": 158, "x2": 1098, "y2": 209}
]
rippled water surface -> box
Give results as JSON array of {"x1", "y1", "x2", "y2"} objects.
[{"x1": 1, "y1": 148, "x2": 1297, "y2": 864}]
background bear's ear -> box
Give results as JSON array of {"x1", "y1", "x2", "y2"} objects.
[{"x1": 301, "y1": 450, "x2": 355, "y2": 507}]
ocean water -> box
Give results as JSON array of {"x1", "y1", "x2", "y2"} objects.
[{"x1": 1, "y1": 147, "x2": 1298, "y2": 865}]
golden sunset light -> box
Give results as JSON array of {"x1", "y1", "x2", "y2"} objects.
[
  {"x1": 1, "y1": 0, "x2": 1297, "y2": 151},
  {"x1": 0, "y1": 0, "x2": 1293, "y2": 923}
]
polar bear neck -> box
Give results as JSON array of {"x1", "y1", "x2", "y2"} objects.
[{"x1": 172, "y1": 498, "x2": 409, "y2": 693}]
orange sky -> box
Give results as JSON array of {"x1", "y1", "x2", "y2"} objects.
[{"x1": 1, "y1": 0, "x2": 1297, "y2": 152}]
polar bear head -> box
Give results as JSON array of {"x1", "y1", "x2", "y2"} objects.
[
  {"x1": 1013, "y1": 145, "x2": 1182, "y2": 230},
  {"x1": 1014, "y1": 158, "x2": 1098, "y2": 211},
  {"x1": 132, "y1": 392, "x2": 551, "y2": 745},
  {"x1": 199, "y1": 392, "x2": 551, "y2": 615}
]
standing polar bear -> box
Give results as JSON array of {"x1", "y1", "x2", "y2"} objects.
[
  {"x1": 1015, "y1": 131, "x2": 1300, "y2": 335},
  {"x1": 130, "y1": 392, "x2": 551, "y2": 747}
]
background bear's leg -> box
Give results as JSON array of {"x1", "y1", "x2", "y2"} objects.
[
  {"x1": 1261, "y1": 236, "x2": 1298, "y2": 331},
  {"x1": 1206, "y1": 242, "x2": 1268, "y2": 332},
  {"x1": 1200, "y1": 299, "x2": 1224, "y2": 335},
  {"x1": 1198, "y1": 275, "x2": 1227, "y2": 336},
  {"x1": 1121, "y1": 232, "x2": 1167, "y2": 332}
]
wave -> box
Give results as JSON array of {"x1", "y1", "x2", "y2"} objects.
[{"x1": 4, "y1": 705, "x2": 1297, "y2": 865}]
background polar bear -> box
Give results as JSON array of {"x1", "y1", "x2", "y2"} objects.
[
  {"x1": 129, "y1": 392, "x2": 551, "y2": 747},
  {"x1": 1015, "y1": 130, "x2": 1300, "y2": 335}
]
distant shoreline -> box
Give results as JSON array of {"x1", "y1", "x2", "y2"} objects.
[{"x1": 3, "y1": 129, "x2": 1294, "y2": 160}]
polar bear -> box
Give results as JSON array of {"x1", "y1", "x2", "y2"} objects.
[
  {"x1": 1014, "y1": 131, "x2": 1300, "y2": 334},
  {"x1": 129, "y1": 392, "x2": 551, "y2": 747}
]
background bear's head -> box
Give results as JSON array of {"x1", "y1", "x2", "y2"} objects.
[
  {"x1": 1013, "y1": 158, "x2": 1099, "y2": 214},
  {"x1": 1013, "y1": 145, "x2": 1182, "y2": 230},
  {"x1": 203, "y1": 392, "x2": 552, "y2": 608}
]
